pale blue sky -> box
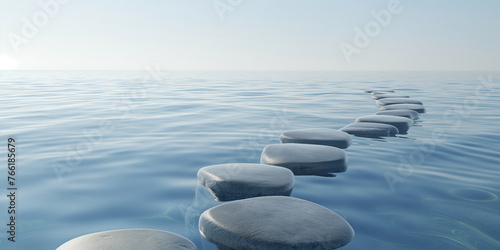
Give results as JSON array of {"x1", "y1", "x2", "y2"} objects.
[{"x1": 1, "y1": 0, "x2": 499, "y2": 70}]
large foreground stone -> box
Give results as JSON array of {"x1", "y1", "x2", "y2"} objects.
[
  {"x1": 197, "y1": 163, "x2": 294, "y2": 202},
  {"x1": 376, "y1": 98, "x2": 423, "y2": 106},
  {"x1": 380, "y1": 103, "x2": 426, "y2": 113},
  {"x1": 199, "y1": 196, "x2": 354, "y2": 250},
  {"x1": 57, "y1": 229, "x2": 196, "y2": 250},
  {"x1": 355, "y1": 115, "x2": 413, "y2": 134},
  {"x1": 280, "y1": 128, "x2": 352, "y2": 149},
  {"x1": 340, "y1": 122, "x2": 399, "y2": 138},
  {"x1": 375, "y1": 110, "x2": 419, "y2": 120},
  {"x1": 260, "y1": 143, "x2": 347, "y2": 176},
  {"x1": 372, "y1": 94, "x2": 410, "y2": 100}
]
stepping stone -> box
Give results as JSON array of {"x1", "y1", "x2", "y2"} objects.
[
  {"x1": 260, "y1": 143, "x2": 347, "y2": 176},
  {"x1": 380, "y1": 103, "x2": 426, "y2": 113},
  {"x1": 372, "y1": 94, "x2": 410, "y2": 100},
  {"x1": 57, "y1": 229, "x2": 196, "y2": 250},
  {"x1": 365, "y1": 90, "x2": 395, "y2": 94},
  {"x1": 279, "y1": 128, "x2": 352, "y2": 149},
  {"x1": 355, "y1": 115, "x2": 413, "y2": 134},
  {"x1": 199, "y1": 196, "x2": 354, "y2": 250},
  {"x1": 376, "y1": 98, "x2": 423, "y2": 106},
  {"x1": 197, "y1": 163, "x2": 294, "y2": 202},
  {"x1": 375, "y1": 110, "x2": 419, "y2": 120},
  {"x1": 340, "y1": 122, "x2": 399, "y2": 138},
  {"x1": 371, "y1": 90, "x2": 395, "y2": 95}
]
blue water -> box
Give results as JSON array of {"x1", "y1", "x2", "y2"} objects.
[{"x1": 1, "y1": 71, "x2": 499, "y2": 249}]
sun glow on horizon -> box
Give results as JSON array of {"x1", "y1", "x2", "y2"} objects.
[{"x1": 0, "y1": 54, "x2": 20, "y2": 70}]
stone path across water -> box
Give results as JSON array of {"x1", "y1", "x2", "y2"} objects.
[
  {"x1": 57, "y1": 88, "x2": 426, "y2": 250},
  {"x1": 195, "y1": 89, "x2": 424, "y2": 249}
]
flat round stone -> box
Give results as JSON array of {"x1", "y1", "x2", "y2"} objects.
[
  {"x1": 366, "y1": 90, "x2": 395, "y2": 94},
  {"x1": 375, "y1": 110, "x2": 419, "y2": 120},
  {"x1": 380, "y1": 103, "x2": 426, "y2": 113},
  {"x1": 199, "y1": 196, "x2": 354, "y2": 250},
  {"x1": 340, "y1": 122, "x2": 399, "y2": 138},
  {"x1": 260, "y1": 143, "x2": 347, "y2": 176},
  {"x1": 57, "y1": 229, "x2": 196, "y2": 250},
  {"x1": 355, "y1": 115, "x2": 413, "y2": 134},
  {"x1": 376, "y1": 98, "x2": 423, "y2": 106},
  {"x1": 279, "y1": 128, "x2": 352, "y2": 149},
  {"x1": 197, "y1": 163, "x2": 294, "y2": 202},
  {"x1": 372, "y1": 94, "x2": 410, "y2": 100}
]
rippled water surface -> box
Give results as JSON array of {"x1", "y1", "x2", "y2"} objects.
[{"x1": 1, "y1": 71, "x2": 499, "y2": 249}]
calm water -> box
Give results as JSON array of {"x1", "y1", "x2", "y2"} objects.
[{"x1": 1, "y1": 71, "x2": 499, "y2": 249}]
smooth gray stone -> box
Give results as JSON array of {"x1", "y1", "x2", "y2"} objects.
[
  {"x1": 197, "y1": 163, "x2": 294, "y2": 202},
  {"x1": 260, "y1": 143, "x2": 347, "y2": 176},
  {"x1": 380, "y1": 103, "x2": 426, "y2": 113},
  {"x1": 371, "y1": 91, "x2": 396, "y2": 96},
  {"x1": 340, "y1": 122, "x2": 399, "y2": 138},
  {"x1": 57, "y1": 229, "x2": 197, "y2": 250},
  {"x1": 376, "y1": 98, "x2": 423, "y2": 106},
  {"x1": 199, "y1": 196, "x2": 354, "y2": 250},
  {"x1": 375, "y1": 110, "x2": 419, "y2": 120},
  {"x1": 355, "y1": 115, "x2": 413, "y2": 134},
  {"x1": 366, "y1": 90, "x2": 395, "y2": 94},
  {"x1": 280, "y1": 128, "x2": 352, "y2": 149},
  {"x1": 372, "y1": 94, "x2": 410, "y2": 100}
]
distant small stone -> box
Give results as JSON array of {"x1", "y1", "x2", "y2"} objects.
[
  {"x1": 340, "y1": 122, "x2": 399, "y2": 138},
  {"x1": 380, "y1": 104, "x2": 426, "y2": 113},
  {"x1": 280, "y1": 128, "x2": 352, "y2": 149},
  {"x1": 376, "y1": 98, "x2": 423, "y2": 106},
  {"x1": 260, "y1": 143, "x2": 347, "y2": 176},
  {"x1": 371, "y1": 90, "x2": 396, "y2": 96},
  {"x1": 372, "y1": 94, "x2": 410, "y2": 100},
  {"x1": 199, "y1": 196, "x2": 355, "y2": 250},
  {"x1": 355, "y1": 115, "x2": 413, "y2": 134},
  {"x1": 375, "y1": 110, "x2": 419, "y2": 120},
  {"x1": 365, "y1": 90, "x2": 395, "y2": 94},
  {"x1": 197, "y1": 163, "x2": 294, "y2": 202},
  {"x1": 57, "y1": 229, "x2": 197, "y2": 250}
]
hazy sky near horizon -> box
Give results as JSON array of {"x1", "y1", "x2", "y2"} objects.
[{"x1": 1, "y1": 0, "x2": 499, "y2": 70}]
